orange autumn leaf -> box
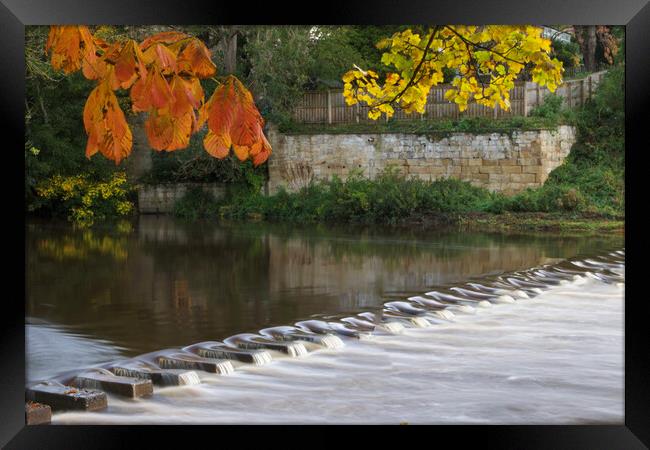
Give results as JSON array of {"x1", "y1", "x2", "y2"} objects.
[
  {"x1": 203, "y1": 130, "x2": 231, "y2": 158},
  {"x1": 177, "y1": 39, "x2": 216, "y2": 78},
  {"x1": 83, "y1": 82, "x2": 132, "y2": 164},
  {"x1": 46, "y1": 26, "x2": 272, "y2": 167},
  {"x1": 131, "y1": 67, "x2": 174, "y2": 111},
  {"x1": 252, "y1": 145, "x2": 272, "y2": 166},
  {"x1": 201, "y1": 75, "x2": 272, "y2": 166},
  {"x1": 144, "y1": 109, "x2": 174, "y2": 150},
  {"x1": 169, "y1": 75, "x2": 194, "y2": 119},
  {"x1": 182, "y1": 76, "x2": 204, "y2": 110},
  {"x1": 142, "y1": 43, "x2": 178, "y2": 74},
  {"x1": 143, "y1": 75, "x2": 196, "y2": 152},
  {"x1": 145, "y1": 108, "x2": 194, "y2": 151},
  {"x1": 113, "y1": 40, "x2": 147, "y2": 89},
  {"x1": 139, "y1": 31, "x2": 190, "y2": 51},
  {"x1": 46, "y1": 25, "x2": 98, "y2": 75}
]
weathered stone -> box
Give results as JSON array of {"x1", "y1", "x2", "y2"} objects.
[
  {"x1": 110, "y1": 367, "x2": 200, "y2": 386},
  {"x1": 522, "y1": 165, "x2": 543, "y2": 174},
  {"x1": 157, "y1": 354, "x2": 234, "y2": 375},
  {"x1": 72, "y1": 373, "x2": 153, "y2": 398},
  {"x1": 266, "y1": 125, "x2": 575, "y2": 196},
  {"x1": 479, "y1": 166, "x2": 502, "y2": 174},
  {"x1": 510, "y1": 173, "x2": 537, "y2": 183},
  {"x1": 502, "y1": 165, "x2": 523, "y2": 174},
  {"x1": 137, "y1": 183, "x2": 227, "y2": 214},
  {"x1": 25, "y1": 402, "x2": 51, "y2": 425},
  {"x1": 26, "y1": 384, "x2": 108, "y2": 411}
]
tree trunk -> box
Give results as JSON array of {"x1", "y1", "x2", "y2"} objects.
[
  {"x1": 125, "y1": 114, "x2": 152, "y2": 181},
  {"x1": 221, "y1": 32, "x2": 238, "y2": 75},
  {"x1": 575, "y1": 25, "x2": 598, "y2": 72}
]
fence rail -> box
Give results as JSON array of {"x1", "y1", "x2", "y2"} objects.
[{"x1": 292, "y1": 71, "x2": 608, "y2": 124}]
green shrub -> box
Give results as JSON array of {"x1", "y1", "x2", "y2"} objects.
[
  {"x1": 173, "y1": 187, "x2": 221, "y2": 220},
  {"x1": 220, "y1": 168, "x2": 501, "y2": 225},
  {"x1": 529, "y1": 93, "x2": 564, "y2": 120}
]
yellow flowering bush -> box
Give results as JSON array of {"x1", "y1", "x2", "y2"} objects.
[{"x1": 36, "y1": 172, "x2": 133, "y2": 227}]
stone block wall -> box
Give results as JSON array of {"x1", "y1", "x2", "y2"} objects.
[
  {"x1": 137, "y1": 183, "x2": 226, "y2": 214},
  {"x1": 267, "y1": 125, "x2": 575, "y2": 195}
]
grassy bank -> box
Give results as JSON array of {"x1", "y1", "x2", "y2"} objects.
[{"x1": 279, "y1": 115, "x2": 566, "y2": 136}]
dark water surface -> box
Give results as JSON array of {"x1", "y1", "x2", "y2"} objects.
[{"x1": 26, "y1": 216, "x2": 622, "y2": 381}]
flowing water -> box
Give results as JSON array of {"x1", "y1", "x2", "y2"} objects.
[{"x1": 26, "y1": 217, "x2": 624, "y2": 424}]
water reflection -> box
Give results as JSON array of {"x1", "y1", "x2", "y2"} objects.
[{"x1": 26, "y1": 216, "x2": 622, "y2": 363}]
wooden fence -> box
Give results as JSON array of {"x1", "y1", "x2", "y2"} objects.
[{"x1": 292, "y1": 71, "x2": 608, "y2": 124}]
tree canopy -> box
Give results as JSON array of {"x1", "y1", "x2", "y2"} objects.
[
  {"x1": 342, "y1": 25, "x2": 564, "y2": 119},
  {"x1": 45, "y1": 26, "x2": 272, "y2": 166}
]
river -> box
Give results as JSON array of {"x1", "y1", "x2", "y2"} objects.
[{"x1": 25, "y1": 217, "x2": 624, "y2": 424}]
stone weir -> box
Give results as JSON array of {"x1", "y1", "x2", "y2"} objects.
[
  {"x1": 267, "y1": 125, "x2": 576, "y2": 195},
  {"x1": 25, "y1": 247, "x2": 623, "y2": 421}
]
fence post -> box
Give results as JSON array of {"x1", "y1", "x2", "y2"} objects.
[
  {"x1": 536, "y1": 84, "x2": 540, "y2": 109},
  {"x1": 588, "y1": 75, "x2": 593, "y2": 99},
  {"x1": 523, "y1": 83, "x2": 529, "y2": 116},
  {"x1": 567, "y1": 80, "x2": 573, "y2": 108},
  {"x1": 580, "y1": 79, "x2": 584, "y2": 106},
  {"x1": 327, "y1": 90, "x2": 332, "y2": 125},
  {"x1": 356, "y1": 103, "x2": 360, "y2": 124}
]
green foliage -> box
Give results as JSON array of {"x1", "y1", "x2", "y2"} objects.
[
  {"x1": 307, "y1": 27, "x2": 370, "y2": 87},
  {"x1": 528, "y1": 93, "x2": 565, "y2": 120},
  {"x1": 307, "y1": 26, "x2": 406, "y2": 87},
  {"x1": 492, "y1": 65, "x2": 625, "y2": 217},
  {"x1": 570, "y1": 64, "x2": 624, "y2": 165},
  {"x1": 241, "y1": 27, "x2": 314, "y2": 124},
  {"x1": 173, "y1": 186, "x2": 221, "y2": 220},
  {"x1": 221, "y1": 168, "x2": 497, "y2": 225},
  {"x1": 551, "y1": 39, "x2": 582, "y2": 70}
]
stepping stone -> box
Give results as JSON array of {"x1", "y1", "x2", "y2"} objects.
[
  {"x1": 259, "y1": 326, "x2": 345, "y2": 348},
  {"x1": 384, "y1": 301, "x2": 428, "y2": 316},
  {"x1": 224, "y1": 333, "x2": 309, "y2": 356},
  {"x1": 72, "y1": 373, "x2": 153, "y2": 398},
  {"x1": 157, "y1": 354, "x2": 234, "y2": 375},
  {"x1": 26, "y1": 384, "x2": 107, "y2": 411},
  {"x1": 195, "y1": 345, "x2": 273, "y2": 365},
  {"x1": 25, "y1": 401, "x2": 51, "y2": 425},
  {"x1": 295, "y1": 320, "x2": 365, "y2": 339},
  {"x1": 110, "y1": 366, "x2": 201, "y2": 386}
]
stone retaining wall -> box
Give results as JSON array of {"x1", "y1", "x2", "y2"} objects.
[
  {"x1": 137, "y1": 183, "x2": 226, "y2": 214},
  {"x1": 267, "y1": 125, "x2": 575, "y2": 195}
]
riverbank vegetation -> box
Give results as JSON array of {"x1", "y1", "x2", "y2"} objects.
[{"x1": 177, "y1": 65, "x2": 623, "y2": 229}]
